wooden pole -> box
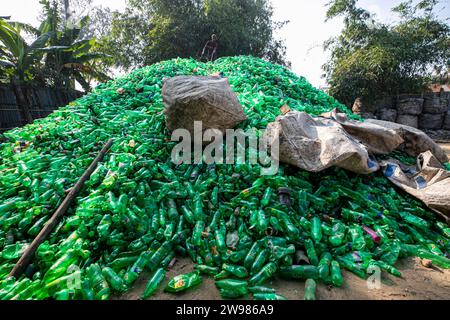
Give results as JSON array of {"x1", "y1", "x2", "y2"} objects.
[{"x1": 9, "y1": 138, "x2": 114, "y2": 279}]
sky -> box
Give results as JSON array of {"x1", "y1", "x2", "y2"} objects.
[{"x1": 2, "y1": 0, "x2": 449, "y2": 88}]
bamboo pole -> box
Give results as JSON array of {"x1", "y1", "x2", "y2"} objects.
[{"x1": 9, "y1": 138, "x2": 114, "y2": 278}]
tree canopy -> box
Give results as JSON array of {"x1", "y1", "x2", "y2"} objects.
[
  {"x1": 100, "y1": 0, "x2": 290, "y2": 70},
  {"x1": 2, "y1": 0, "x2": 288, "y2": 89},
  {"x1": 323, "y1": 0, "x2": 450, "y2": 106}
]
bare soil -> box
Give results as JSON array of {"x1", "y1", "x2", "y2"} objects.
[{"x1": 115, "y1": 257, "x2": 450, "y2": 301}]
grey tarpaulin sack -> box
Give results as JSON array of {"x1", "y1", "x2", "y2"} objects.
[
  {"x1": 320, "y1": 110, "x2": 404, "y2": 155},
  {"x1": 263, "y1": 111, "x2": 380, "y2": 174},
  {"x1": 381, "y1": 151, "x2": 450, "y2": 222},
  {"x1": 365, "y1": 119, "x2": 448, "y2": 164},
  {"x1": 162, "y1": 76, "x2": 247, "y2": 135},
  {"x1": 321, "y1": 109, "x2": 447, "y2": 163},
  {"x1": 264, "y1": 110, "x2": 449, "y2": 219}
]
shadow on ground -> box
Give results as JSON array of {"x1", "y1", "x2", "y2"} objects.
[{"x1": 114, "y1": 257, "x2": 450, "y2": 301}]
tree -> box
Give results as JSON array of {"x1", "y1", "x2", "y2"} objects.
[
  {"x1": 100, "y1": 0, "x2": 289, "y2": 70},
  {"x1": 37, "y1": 0, "x2": 110, "y2": 91},
  {"x1": 39, "y1": 0, "x2": 93, "y2": 25},
  {"x1": 323, "y1": 0, "x2": 450, "y2": 107},
  {"x1": 203, "y1": 0, "x2": 289, "y2": 65},
  {"x1": 0, "y1": 1, "x2": 110, "y2": 125}
]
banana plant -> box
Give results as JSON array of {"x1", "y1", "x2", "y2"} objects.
[
  {"x1": 38, "y1": 0, "x2": 111, "y2": 91},
  {"x1": 0, "y1": 19, "x2": 53, "y2": 82},
  {"x1": 0, "y1": 20, "x2": 54, "y2": 123}
]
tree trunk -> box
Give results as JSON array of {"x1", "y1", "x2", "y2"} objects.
[
  {"x1": 10, "y1": 78, "x2": 33, "y2": 124},
  {"x1": 64, "y1": 0, "x2": 70, "y2": 23}
]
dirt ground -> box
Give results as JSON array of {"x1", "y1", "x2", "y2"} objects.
[
  {"x1": 115, "y1": 143, "x2": 450, "y2": 301},
  {"x1": 115, "y1": 257, "x2": 450, "y2": 301}
]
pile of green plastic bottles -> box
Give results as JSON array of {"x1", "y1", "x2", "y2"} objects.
[{"x1": 0, "y1": 56, "x2": 449, "y2": 300}]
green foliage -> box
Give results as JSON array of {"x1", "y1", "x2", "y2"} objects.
[
  {"x1": 101, "y1": 0, "x2": 289, "y2": 70},
  {"x1": 0, "y1": 20, "x2": 51, "y2": 83},
  {"x1": 323, "y1": 0, "x2": 450, "y2": 106},
  {"x1": 38, "y1": 0, "x2": 110, "y2": 91},
  {"x1": 0, "y1": 0, "x2": 110, "y2": 91}
]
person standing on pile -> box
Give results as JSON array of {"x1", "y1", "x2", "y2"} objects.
[{"x1": 201, "y1": 34, "x2": 219, "y2": 62}]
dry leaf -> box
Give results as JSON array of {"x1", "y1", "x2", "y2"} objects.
[
  {"x1": 280, "y1": 104, "x2": 291, "y2": 115},
  {"x1": 421, "y1": 259, "x2": 433, "y2": 268}
]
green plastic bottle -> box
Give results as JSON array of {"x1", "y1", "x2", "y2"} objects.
[
  {"x1": 248, "y1": 286, "x2": 276, "y2": 294},
  {"x1": 142, "y1": 268, "x2": 166, "y2": 299},
  {"x1": 97, "y1": 214, "x2": 112, "y2": 238},
  {"x1": 215, "y1": 279, "x2": 248, "y2": 291},
  {"x1": 248, "y1": 262, "x2": 278, "y2": 286},
  {"x1": 370, "y1": 260, "x2": 401, "y2": 278},
  {"x1": 54, "y1": 289, "x2": 78, "y2": 300},
  {"x1": 330, "y1": 261, "x2": 344, "y2": 287},
  {"x1": 243, "y1": 242, "x2": 262, "y2": 270},
  {"x1": 193, "y1": 221, "x2": 206, "y2": 247},
  {"x1": 12, "y1": 280, "x2": 41, "y2": 300},
  {"x1": 279, "y1": 265, "x2": 318, "y2": 280},
  {"x1": 222, "y1": 264, "x2": 248, "y2": 279},
  {"x1": 253, "y1": 293, "x2": 287, "y2": 300},
  {"x1": 147, "y1": 241, "x2": 173, "y2": 271},
  {"x1": 336, "y1": 258, "x2": 366, "y2": 279},
  {"x1": 304, "y1": 239, "x2": 319, "y2": 266},
  {"x1": 250, "y1": 249, "x2": 270, "y2": 275},
  {"x1": 311, "y1": 217, "x2": 323, "y2": 243},
  {"x1": 102, "y1": 267, "x2": 128, "y2": 293},
  {"x1": 348, "y1": 225, "x2": 366, "y2": 250},
  {"x1": 45, "y1": 270, "x2": 83, "y2": 295},
  {"x1": 87, "y1": 263, "x2": 110, "y2": 300},
  {"x1": 1, "y1": 242, "x2": 29, "y2": 260},
  {"x1": 261, "y1": 187, "x2": 272, "y2": 208},
  {"x1": 435, "y1": 222, "x2": 450, "y2": 238},
  {"x1": 43, "y1": 249, "x2": 80, "y2": 284},
  {"x1": 124, "y1": 250, "x2": 152, "y2": 285},
  {"x1": 165, "y1": 271, "x2": 202, "y2": 293},
  {"x1": 194, "y1": 265, "x2": 219, "y2": 276},
  {"x1": 219, "y1": 286, "x2": 248, "y2": 299},
  {"x1": 214, "y1": 270, "x2": 231, "y2": 281},
  {"x1": 304, "y1": 279, "x2": 317, "y2": 300},
  {"x1": 81, "y1": 279, "x2": 94, "y2": 300},
  {"x1": 402, "y1": 245, "x2": 450, "y2": 269},
  {"x1": 318, "y1": 252, "x2": 332, "y2": 279}
]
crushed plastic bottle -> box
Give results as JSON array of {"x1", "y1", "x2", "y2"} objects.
[{"x1": 164, "y1": 271, "x2": 202, "y2": 293}]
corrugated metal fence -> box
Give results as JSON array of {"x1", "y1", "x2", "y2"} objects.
[{"x1": 0, "y1": 84, "x2": 83, "y2": 132}]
